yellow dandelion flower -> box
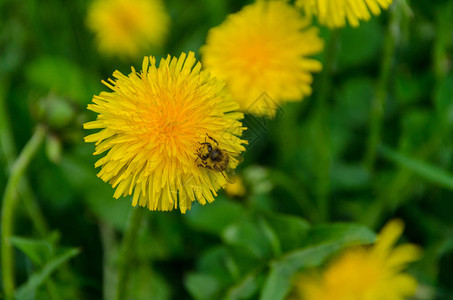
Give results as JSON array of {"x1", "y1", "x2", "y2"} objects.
[
  {"x1": 86, "y1": 0, "x2": 170, "y2": 58},
  {"x1": 201, "y1": 0, "x2": 323, "y2": 117},
  {"x1": 84, "y1": 52, "x2": 247, "y2": 213},
  {"x1": 293, "y1": 220, "x2": 421, "y2": 300},
  {"x1": 296, "y1": 0, "x2": 393, "y2": 28}
]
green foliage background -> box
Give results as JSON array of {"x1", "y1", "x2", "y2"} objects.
[{"x1": 1, "y1": 0, "x2": 453, "y2": 299}]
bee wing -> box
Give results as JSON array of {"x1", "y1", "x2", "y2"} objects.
[
  {"x1": 223, "y1": 169, "x2": 237, "y2": 184},
  {"x1": 222, "y1": 150, "x2": 243, "y2": 168}
]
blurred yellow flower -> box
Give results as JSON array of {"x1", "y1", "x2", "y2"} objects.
[
  {"x1": 225, "y1": 176, "x2": 246, "y2": 197},
  {"x1": 296, "y1": 0, "x2": 393, "y2": 28},
  {"x1": 86, "y1": 0, "x2": 170, "y2": 58},
  {"x1": 84, "y1": 52, "x2": 247, "y2": 213},
  {"x1": 201, "y1": 0, "x2": 323, "y2": 117},
  {"x1": 293, "y1": 220, "x2": 421, "y2": 300}
]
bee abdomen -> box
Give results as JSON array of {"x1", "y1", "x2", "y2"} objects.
[{"x1": 210, "y1": 149, "x2": 223, "y2": 162}]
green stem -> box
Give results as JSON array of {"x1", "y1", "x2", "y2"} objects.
[
  {"x1": 1, "y1": 125, "x2": 47, "y2": 298},
  {"x1": 0, "y1": 80, "x2": 16, "y2": 166},
  {"x1": 20, "y1": 182, "x2": 49, "y2": 237},
  {"x1": 314, "y1": 29, "x2": 340, "y2": 222},
  {"x1": 115, "y1": 207, "x2": 144, "y2": 300},
  {"x1": 100, "y1": 221, "x2": 117, "y2": 300},
  {"x1": 0, "y1": 80, "x2": 49, "y2": 238},
  {"x1": 363, "y1": 1, "x2": 400, "y2": 170}
]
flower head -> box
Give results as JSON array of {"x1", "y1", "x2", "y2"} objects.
[
  {"x1": 84, "y1": 52, "x2": 247, "y2": 213},
  {"x1": 86, "y1": 0, "x2": 170, "y2": 58},
  {"x1": 293, "y1": 220, "x2": 421, "y2": 300},
  {"x1": 201, "y1": 0, "x2": 323, "y2": 117},
  {"x1": 296, "y1": 0, "x2": 393, "y2": 28}
]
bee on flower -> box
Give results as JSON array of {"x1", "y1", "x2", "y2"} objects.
[{"x1": 84, "y1": 52, "x2": 247, "y2": 213}]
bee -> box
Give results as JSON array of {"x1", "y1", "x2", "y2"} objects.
[{"x1": 196, "y1": 134, "x2": 230, "y2": 173}]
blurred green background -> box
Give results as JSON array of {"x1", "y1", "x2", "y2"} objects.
[{"x1": 1, "y1": 0, "x2": 453, "y2": 299}]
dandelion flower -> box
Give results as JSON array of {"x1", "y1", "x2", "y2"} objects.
[
  {"x1": 296, "y1": 0, "x2": 393, "y2": 28},
  {"x1": 201, "y1": 0, "x2": 323, "y2": 117},
  {"x1": 86, "y1": 0, "x2": 170, "y2": 58},
  {"x1": 84, "y1": 52, "x2": 247, "y2": 213},
  {"x1": 293, "y1": 220, "x2": 421, "y2": 300}
]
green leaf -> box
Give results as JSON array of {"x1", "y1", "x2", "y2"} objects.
[
  {"x1": 303, "y1": 223, "x2": 376, "y2": 247},
  {"x1": 196, "y1": 246, "x2": 238, "y2": 283},
  {"x1": 185, "y1": 197, "x2": 246, "y2": 235},
  {"x1": 224, "y1": 270, "x2": 263, "y2": 300},
  {"x1": 265, "y1": 213, "x2": 310, "y2": 252},
  {"x1": 258, "y1": 217, "x2": 282, "y2": 257},
  {"x1": 260, "y1": 243, "x2": 340, "y2": 300},
  {"x1": 10, "y1": 237, "x2": 52, "y2": 267},
  {"x1": 10, "y1": 233, "x2": 59, "y2": 267},
  {"x1": 260, "y1": 223, "x2": 376, "y2": 300},
  {"x1": 130, "y1": 266, "x2": 172, "y2": 300},
  {"x1": 379, "y1": 145, "x2": 453, "y2": 190},
  {"x1": 223, "y1": 219, "x2": 273, "y2": 260},
  {"x1": 14, "y1": 248, "x2": 80, "y2": 300},
  {"x1": 185, "y1": 273, "x2": 222, "y2": 300}
]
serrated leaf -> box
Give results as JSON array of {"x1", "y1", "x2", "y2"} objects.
[{"x1": 14, "y1": 248, "x2": 80, "y2": 300}]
